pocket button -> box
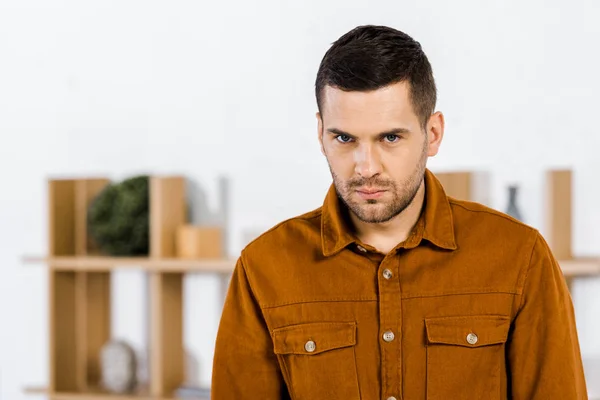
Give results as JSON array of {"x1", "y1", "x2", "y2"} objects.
[
  {"x1": 304, "y1": 340, "x2": 316, "y2": 353},
  {"x1": 466, "y1": 333, "x2": 478, "y2": 345}
]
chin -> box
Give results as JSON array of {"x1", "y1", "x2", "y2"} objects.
[
  {"x1": 353, "y1": 205, "x2": 390, "y2": 222},
  {"x1": 356, "y1": 213, "x2": 393, "y2": 224}
]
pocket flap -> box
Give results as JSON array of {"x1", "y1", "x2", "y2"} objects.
[
  {"x1": 425, "y1": 315, "x2": 511, "y2": 348},
  {"x1": 272, "y1": 321, "x2": 356, "y2": 355}
]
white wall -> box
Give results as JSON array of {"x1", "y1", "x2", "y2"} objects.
[{"x1": 1, "y1": 0, "x2": 600, "y2": 399}]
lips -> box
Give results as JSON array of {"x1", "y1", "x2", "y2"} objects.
[
  {"x1": 355, "y1": 188, "x2": 387, "y2": 200},
  {"x1": 356, "y1": 188, "x2": 386, "y2": 194}
]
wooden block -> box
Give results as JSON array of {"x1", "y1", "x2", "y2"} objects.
[
  {"x1": 50, "y1": 271, "x2": 78, "y2": 392},
  {"x1": 49, "y1": 180, "x2": 76, "y2": 256},
  {"x1": 149, "y1": 272, "x2": 184, "y2": 397},
  {"x1": 150, "y1": 177, "x2": 186, "y2": 258},
  {"x1": 74, "y1": 179, "x2": 110, "y2": 256},
  {"x1": 546, "y1": 170, "x2": 572, "y2": 260},
  {"x1": 433, "y1": 171, "x2": 490, "y2": 204},
  {"x1": 176, "y1": 225, "x2": 223, "y2": 259}
]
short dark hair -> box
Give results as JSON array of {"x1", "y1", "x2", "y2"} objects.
[{"x1": 315, "y1": 25, "x2": 437, "y2": 130}]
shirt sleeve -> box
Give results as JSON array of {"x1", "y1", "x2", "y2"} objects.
[
  {"x1": 507, "y1": 232, "x2": 588, "y2": 399},
  {"x1": 211, "y1": 254, "x2": 290, "y2": 399}
]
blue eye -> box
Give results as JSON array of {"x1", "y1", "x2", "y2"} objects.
[
  {"x1": 335, "y1": 135, "x2": 353, "y2": 143},
  {"x1": 384, "y1": 135, "x2": 400, "y2": 143}
]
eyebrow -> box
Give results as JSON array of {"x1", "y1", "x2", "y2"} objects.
[{"x1": 326, "y1": 127, "x2": 412, "y2": 137}]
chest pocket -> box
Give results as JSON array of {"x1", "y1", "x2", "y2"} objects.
[
  {"x1": 425, "y1": 315, "x2": 511, "y2": 400},
  {"x1": 272, "y1": 321, "x2": 360, "y2": 400}
]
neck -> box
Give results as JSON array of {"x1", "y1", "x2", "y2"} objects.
[{"x1": 350, "y1": 178, "x2": 426, "y2": 253}]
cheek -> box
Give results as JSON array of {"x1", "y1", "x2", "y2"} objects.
[
  {"x1": 390, "y1": 139, "x2": 423, "y2": 160},
  {"x1": 380, "y1": 145, "x2": 423, "y2": 174},
  {"x1": 326, "y1": 149, "x2": 355, "y2": 175}
]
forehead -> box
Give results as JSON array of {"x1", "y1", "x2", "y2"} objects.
[{"x1": 320, "y1": 81, "x2": 418, "y2": 130}]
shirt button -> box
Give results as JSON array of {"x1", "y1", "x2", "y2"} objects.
[
  {"x1": 383, "y1": 269, "x2": 393, "y2": 280},
  {"x1": 387, "y1": 397, "x2": 398, "y2": 400},
  {"x1": 466, "y1": 333, "x2": 478, "y2": 345},
  {"x1": 357, "y1": 245, "x2": 367, "y2": 253},
  {"x1": 305, "y1": 340, "x2": 316, "y2": 353},
  {"x1": 383, "y1": 331, "x2": 395, "y2": 342}
]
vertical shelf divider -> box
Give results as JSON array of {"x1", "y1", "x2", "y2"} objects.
[
  {"x1": 49, "y1": 180, "x2": 76, "y2": 256},
  {"x1": 150, "y1": 271, "x2": 185, "y2": 397},
  {"x1": 50, "y1": 270, "x2": 78, "y2": 392},
  {"x1": 546, "y1": 169, "x2": 574, "y2": 290},
  {"x1": 48, "y1": 178, "x2": 112, "y2": 394},
  {"x1": 74, "y1": 179, "x2": 110, "y2": 256},
  {"x1": 149, "y1": 176, "x2": 186, "y2": 397},
  {"x1": 48, "y1": 179, "x2": 77, "y2": 393},
  {"x1": 76, "y1": 271, "x2": 111, "y2": 390},
  {"x1": 546, "y1": 169, "x2": 573, "y2": 260}
]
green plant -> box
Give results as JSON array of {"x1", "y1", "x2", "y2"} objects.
[{"x1": 87, "y1": 175, "x2": 150, "y2": 256}]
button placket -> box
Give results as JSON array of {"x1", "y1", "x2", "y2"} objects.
[{"x1": 377, "y1": 257, "x2": 402, "y2": 398}]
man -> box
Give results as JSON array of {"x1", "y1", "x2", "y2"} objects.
[{"x1": 212, "y1": 25, "x2": 587, "y2": 399}]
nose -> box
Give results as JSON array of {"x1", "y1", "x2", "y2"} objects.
[{"x1": 354, "y1": 144, "x2": 382, "y2": 179}]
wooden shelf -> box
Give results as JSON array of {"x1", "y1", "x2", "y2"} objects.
[
  {"x1": 23, "y1": 255, "x2": 599, "y2": 277},
  {"x1": 24, "y1": 386, "x2": 208, "y2": 400},
  {"x1": 23, "y1": 256, "x2": 235, "y2": 274},
  {"x1": 559, "y1": 258, "x2": 600, "y2": 277}
]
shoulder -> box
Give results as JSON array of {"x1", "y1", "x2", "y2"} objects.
[
  {"x1": 240, "y1": 206, "x2": 323, "y2": 264},
  {"x1": 447, "y1": 197, "x2": 541, "y2": 270},
  {"x1": 448, "y1": 196, "x2": 537, "y2": 238}
]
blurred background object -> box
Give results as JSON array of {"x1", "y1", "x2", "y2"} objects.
[
  {"x1": 1, "y1": 1, "x2": 600, "y2": 399},
  {"x1": 505, "y1": 184, "x2": 524, "y2": 222},
  {"x1": 100, "y1": 339, "x2": 137, "y2": 394},
  {"x1": 87, "y1": 175, "x2": 150, "y2": 257}
]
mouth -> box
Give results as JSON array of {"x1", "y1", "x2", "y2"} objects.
[{"x1": 355, "y1": 188, "x2": 387, "y2": 200}]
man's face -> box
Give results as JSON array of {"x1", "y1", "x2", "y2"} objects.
[{"x1": 318, "y1": 81, "x2": 438, "y2": 224}]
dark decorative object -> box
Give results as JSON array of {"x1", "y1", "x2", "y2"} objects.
[
  {"x1": 88, "y1": 175, "x2": 150, "y2": 256},
  {"x1": 505, "y1": 185, "x2": 524, "y2": 222}
]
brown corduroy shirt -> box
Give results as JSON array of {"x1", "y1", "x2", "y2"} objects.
[{"x1": 212, "y1": 169, "x2": 587, "y2": 399}]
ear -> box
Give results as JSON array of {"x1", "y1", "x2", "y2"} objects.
[
  {"x1": 317, "y1": 112, "x2": 325, "y2": 156},
  {"x1": 426, "y1": 111, "x2": 445, "y2": 157}
]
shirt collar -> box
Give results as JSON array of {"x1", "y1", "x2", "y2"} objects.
[{"x1": 321, "y1": 168, "x2": 457, "y2": 257}]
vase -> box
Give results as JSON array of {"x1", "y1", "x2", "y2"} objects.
[{"x1": 505, "y1": 185, "x2": 523, "y2": 222}]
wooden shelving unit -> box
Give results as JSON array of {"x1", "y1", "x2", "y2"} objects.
[
  {"x1": 26, "y1": 169, "x2": 599, "y2": 399},
  {"x1": 25, "y1": 176, "x2": 225, "y2": 400}
]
